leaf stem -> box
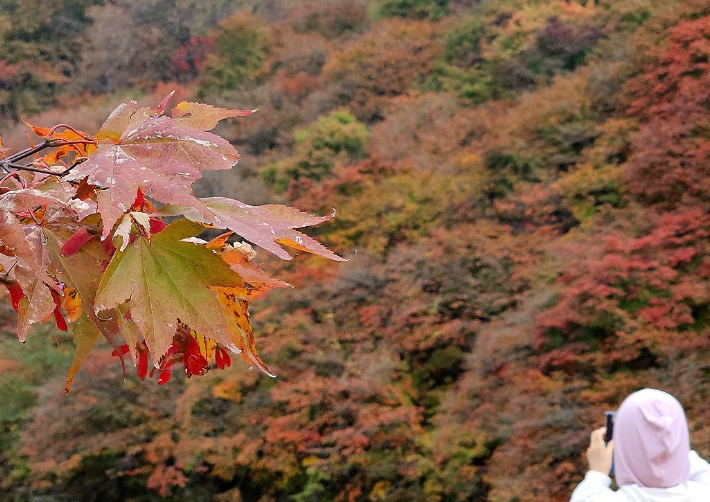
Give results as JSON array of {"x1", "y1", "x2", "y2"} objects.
[
  {"x1": 47, "y1": 124, "x2": 93, "y2": 140},
  {"x1": 3, "y1": 162, "x2": 58, "y2": 175},
  {"x1": 0, "y1": 171, "x2": 27, "y2": 189},
  {"x1": 48, "y1": 139, "x2": 98, "y2": 148}
]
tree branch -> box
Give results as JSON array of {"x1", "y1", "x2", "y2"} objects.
[{"x1": 0, "y1": 139, "x2": 94, "y2": 177}]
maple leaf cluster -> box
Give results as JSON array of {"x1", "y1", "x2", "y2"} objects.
[{"x1": 0, "y1": 94, "x2": 344, "y2": 393}]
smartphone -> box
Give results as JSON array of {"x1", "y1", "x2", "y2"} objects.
[
  {"x1": 605, "y1": 411, "x2": 616, "y2": 476},
  {"x1": 604, "y1": 411, "x2": 616, "y2": 443}
]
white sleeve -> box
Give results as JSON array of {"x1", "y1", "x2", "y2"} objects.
[
  {"x1": 570, "y1": 471, "x2": 625, "y2": 502},
  {"x1": 688, "y1": 450, "x2": 710, "y2": 484}
]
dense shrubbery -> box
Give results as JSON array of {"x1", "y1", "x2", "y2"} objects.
[
  {"x1": 197, "y1": 11, "x2": 268, "y2": 98},
  {"x1": 371, "y1": 0, "x2": 449, "y2": 20},
  {"x1": 426, "y1": 4, "x2": 602, "y2": 103},
  {"x1": 261, "y1": 110, "x2": 369, "y2": 192}
]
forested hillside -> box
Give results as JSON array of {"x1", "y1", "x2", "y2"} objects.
[{"x1": 2, "y1": 0, "x2": 710, "y2": 501}]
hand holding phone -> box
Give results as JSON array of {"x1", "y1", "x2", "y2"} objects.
[{"x1": 587, "y1": 427, "x2": 615, "y2": 475}]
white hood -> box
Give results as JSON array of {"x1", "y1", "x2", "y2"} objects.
[
  {"x1": 620, "y1": 480, "x2": 710, "y2": 502},
  {"x1": 569, "y1": 452, "x2": 710, "y2": 502}
]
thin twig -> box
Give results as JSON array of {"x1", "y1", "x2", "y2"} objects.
[
  {"x1": 6, "y1": 140, "x2": 49, "y2": 164},
  {"x1": 61, "y1": 156, "x2": 88, "y2": 175},
  {"x1": 2, "y1": 162, "x2": 58, "y2": 176},
  {"x1": 28, "y1": 206, "x2": 40, "y2": 225},
  {"x1": 1, "y1": 138, "x2": 95, "y2": 167},
  {"x1": 1, "y1": 261, "x2": 17, "y2": 280},
  {"x1": 0, "y1": 134, "x2": 98, "y2": 187}
]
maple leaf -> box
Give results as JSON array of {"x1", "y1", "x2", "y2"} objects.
[
  {"x1": 0, "y1": 198, "x2": 80, "y2": 340},
  {"x1": 92, "y1": 101, "x2": 148, "y2": 143},
  {"x1": 62, "y1": 287, "x2": 82, "y2": 322},
  {"x1": 0, "y1": 217, "x2": 69, "y2": 341},
  {"x1": 60, "y1": 227, "x2": 96, "y2": 257},
  {"x1": 159, "y1": 197, "x2": 346, "y2": 261},
  {"x1": 14, "y1": 265, "x2": 56, "y2": 342},
  {"x1": 0, "y1": 189, "x2": 68, "y2": 290},
  {"x1": 43, "y1": 216, "x2": 133, "y2": 364},
  {"x1": 94, "y1": 219, "x2": 246, "y2": 360},
  {"x1": 205, "y1": 233, "x2": 291, "y2": 299},
  {"x1": 213, "y1": 287, "x2": 276, "y2": 377},
  {"x1": 64, "y1": 101, "x2": 242, "y2": 239},
  {"x1": 171, "y1": 101, "x2": 257, "y2": 131},
  {"x1": 64, "y1": 313, "x2": 100, "y2": 394},
  {"x1": 21, "y1": 120, "x2": 97, "y2": 165},
  {"x1": 0, "y1": 275, "x2": 24, "y2": 312},
  {"x1": 177, "y1": 234, "x2": 278, "y2": 376},
  {"x1": 113, "y1": 211, "x2": 152, "y2": 251}
]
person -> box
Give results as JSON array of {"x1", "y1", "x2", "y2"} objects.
[{"x1": 570, "y1": 388, "x2": 710, "y2": 501}]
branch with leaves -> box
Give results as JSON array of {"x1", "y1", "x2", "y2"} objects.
[{"x1": 0, "y1": 93, "x2": 345, "y2": 393}]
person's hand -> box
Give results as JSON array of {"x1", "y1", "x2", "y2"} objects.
[{"x1": 587, "y1": 427, "x2": 614, "y2": 475}]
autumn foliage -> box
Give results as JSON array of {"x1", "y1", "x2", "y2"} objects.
[{"x1": 2, "y1": 1, "x2": 710, "y2": 502}]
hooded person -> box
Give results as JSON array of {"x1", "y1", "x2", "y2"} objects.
[{"x1": 570, "y1": 389, "x2": 710, "y2": 502}]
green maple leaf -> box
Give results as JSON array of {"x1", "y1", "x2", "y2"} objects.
[
  {"x1": 43, "y1": 213, "x2": 140, "y2": 392},
  {"x1": 64, "y1": 313, "x2": 100, "y2": 394},
  {"x1": 95, "y1": 219, "x2": 244, "y2": 360}
]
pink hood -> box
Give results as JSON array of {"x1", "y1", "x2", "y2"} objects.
[{"x1": 614, "y1": 388, "x2": 691, "y2": 488}]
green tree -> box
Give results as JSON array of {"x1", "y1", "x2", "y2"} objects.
[
  {"x1": 197, "y1": 11, "x2": 268, "y2": 97},
  {"x1": 262, "y1": 110, "x2": 369, "y2": 192},
  {"x1": 371, "y1": 0, "x2": 449, "y2": 20}
]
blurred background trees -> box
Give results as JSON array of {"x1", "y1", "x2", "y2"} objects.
[{"x1": 2, "y1": 0, "x2": 710, "y2": 501}]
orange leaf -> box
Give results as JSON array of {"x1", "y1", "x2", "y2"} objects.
[
  {"x1": 206, "y1": 231, "x2": 234, "y2": 252},
  {"x1": 22, "y1": 120, "x2": 97, "y2": 162},
  {"x1": 172, "y1": 101, "x2": 256, "y2": 131},
  {"x1": 213, "y1": 286, "x2": 275, "y2": 377},
  {"x1": 62, "y1": 287, "x2": 82, "y2": 322}
]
